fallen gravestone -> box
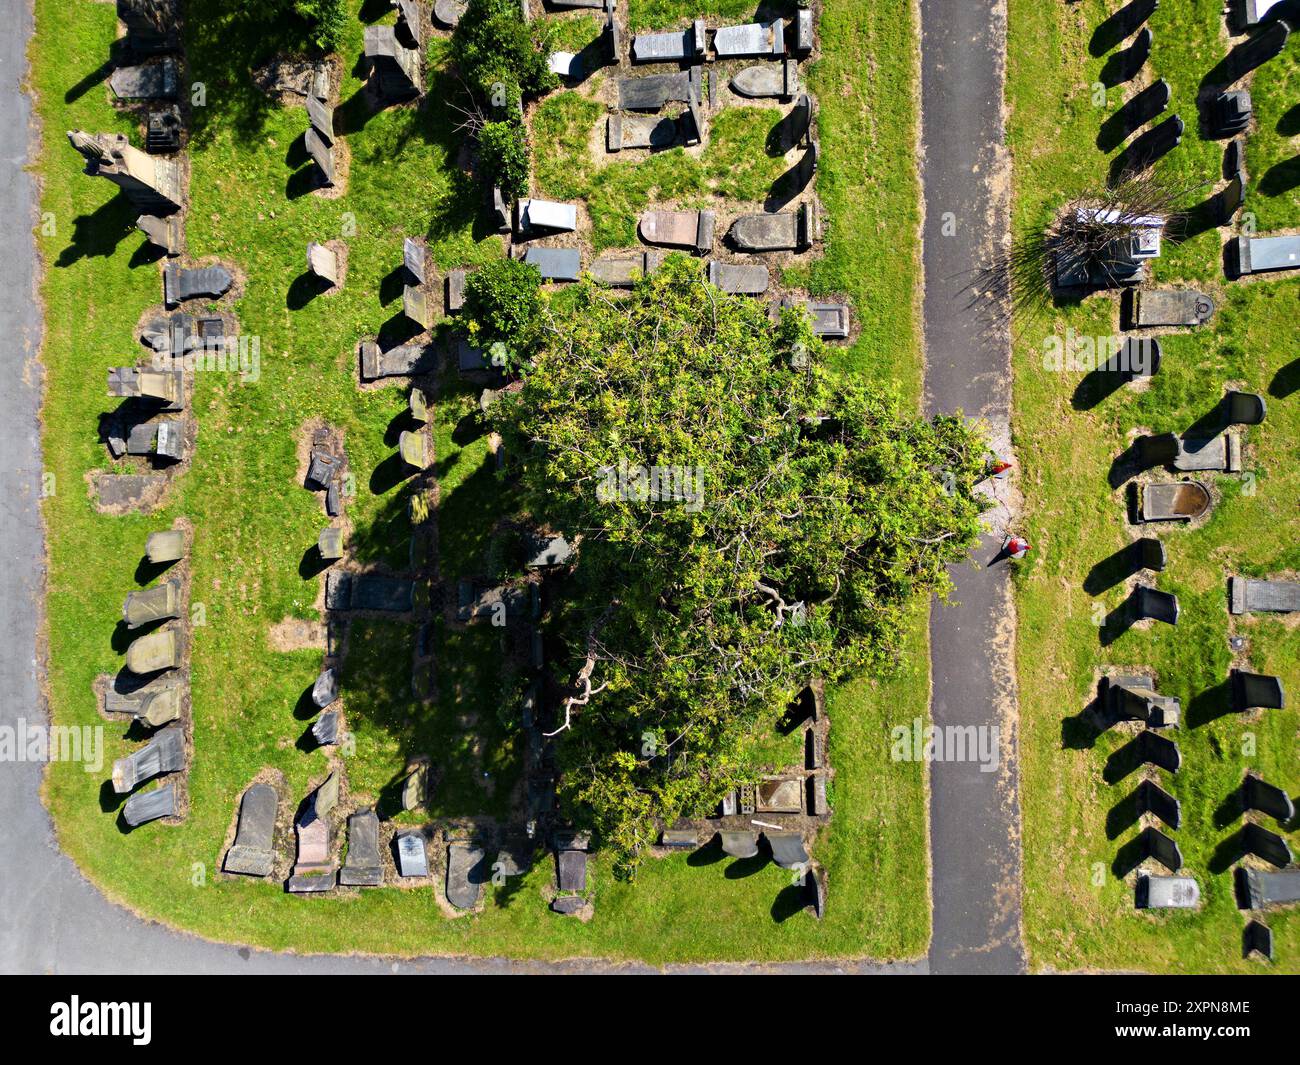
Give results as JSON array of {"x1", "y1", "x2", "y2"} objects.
[
  {"x1": 393, "y1": 0, "x2": 424, "y2": 48},
  {"x1": 730, "y1": 59, "x2": 799, "y2": 99},
  {"x1": 403, "y1": 284, "x2": 431, "y2": 329},
  {"x1": 395, "y1": 831, "x2": 428, "y2": 877},
  {"x1": 326, "y1": 571, "x2": 416, "y2": 613},
  {"x1": 1125, "y1": 289, "x2": 1215, "y2": 327},
  {"x1": 728, "y1": 201, "x2": 818, "y2": 251},
  {"x1": 1138, "y1": 480, "x2": 1211, "y2": 522},
  {"x1": 719, "y1": 830, "x2": 759, "y2": 859},
  {"x1": 1233, "y1": 233, "x2": 1300, "y2": 275},
  {"x1": 590, "y1": 249, "x2": 662, "y2": 286},
  {"x1": 639, "y1": 208, "x2": 715, "y2": 252},
  {"x1": 311, "y1": 710, "x2": 339, "y2": 746},
  {"x1": 708, "y1": 261, "x2": 770, "y2": 294},
  {"x1": 364, "y1": 25, "x2": 422, "y2": 100},
  {"x1": 312, "y1": 667, "x2": 339, "y2": 709},
  {"x1": 307, "y1": 242, "x2": 339, "y2": 286},
  {"x1": 516, "y1": 198, "x2": 578, "y2": 236},
  {"x1": 359, "y1": 340, "x2": 437, "y2": 380},
  {"x1": 339, "y1": 808, "x2": 384, "y2": 887},
  {"x1": 523, "y1": 247, "x2": 582, "y2": 281},
  {"x1": 1136, "y1": 431, "x2": 1242, "y2": 474},
  {"x1": 1136, "y1": 873, "x2": 1200, "y2": 909},
  {"x1": 123, "y1": 580, "x2": 181, "y2": 629},
  {"x1": 399, "y1": 429, "x2": 428, "y2": 470},
  {"x1": 123, "y1": 783, "x2": 177, "y2": 827},
  {"x1": 713, "y1": 20, "x2": 785, "y2": 58},
  {"x1": 446, "y1": 841, "x2": 487, "y2": 908},
  {"x1": 660, "y1": 829, "x2": 697, "y2": 849},
  {"x1": 607, "y1": 111, "x2": 679, "y2": 151},
  {"x1": 774, "y1": 296, "x2": 849, "y2": 338},
  {"x1": 318, "y1": 526, "x2": 343, "y2": 560},
  {"x1": 110, "y1": 58, "x2": 179, "y2": 101},
  {"x1": 631, "y1": 19, "x2": 705, "y2": 63},
  {"x1": 112, "y1": 726, "x2": 184, "y2": 793},
  {"x1": 126, "y1": 418, "x2": 186, "y2": 463},
  {"x1": 1230, "y1": 669, "x2": 1285, "y2": 712},
  {"x1": 1107, "y1": 673, "x2": 1181, "y2": 727},
  {"x1": 126, "y1": 628, "x2": 179, "y2": 675},
  {"x1": 137, "y1": 213, "x2": 182, "y2": 256},
  {"x1": 224, "y1": 783, "x2": 279, "y2": 876},
  {"x1": 556, "y1": 847, "x2": 588, "y2": 892},
  {"x1": 1241, "y1": 774, "x2": 1295, "y2": 823},
  {"x1": 551, "y1": 895, "x2": 586, "y2": 915},
  {"x1": 1230, "y1": 576, "x2": 1300, "y2": 614},
  {"x1": 105, "y1": 675, "x2": 182, "y2": 727},
  {"x1": 108, "y1": 366, "x2": 184, "y2": 409},
  {"x1": 1236, "y1": 866, "x2": 1300, "y2": 909}
]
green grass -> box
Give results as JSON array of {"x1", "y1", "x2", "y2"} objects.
[
  {"x1": 1008, "y1": 0, "x2": 1300, "y2": 973},
  {"x1": 35, "y1": 0, "x2": 932, "y2": 961}
]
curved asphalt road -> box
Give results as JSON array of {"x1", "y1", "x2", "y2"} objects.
[
  {"x1": 0, "y1": 1, "x2": 929, "y2": 976},
  {"x1": 919, "y1": 0, "x2": 1026, "y2": 974}
]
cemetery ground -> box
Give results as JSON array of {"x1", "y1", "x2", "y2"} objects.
[
  {"x1": 1008, "y1": 0, "x2": 1300, "y2": 972},
  {"x1": 34, "y1": 1, "x2": 932, "y2": 960}
]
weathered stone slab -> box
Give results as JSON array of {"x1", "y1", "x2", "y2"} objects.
[
  {"x1": 1231, "y1": 668, "x2": 1285, "y2": 711},
  {"x1": 307, "y1": 93, "x2": 334, "y2": 144},
  {"x1": 339, "y1": 808, "x2": 384, "y2": 886},
  {"x1": 104, "y1": 674, "x2": 182, "y2": 727},
  {"x1": 123, "y1": 783, "x2": 176, "y2": 826},
  {"x1": 551, "y1": 895, "x2": 586, "y2": 914},
  {"x1": 399, "y1": 428, "x2": 428, "y2": 469},
  {"x1": 714, "y1": 20, "x2": 785, "y2": 58},
  {"x1": 1136, "y1": 873, "x2": 1200, "y2": 909},
  {"x1": 225, "y1": 783, "x2": 279, "y2": 876},
  {"x1": 136, "y1": 213, "x2": 182, "y2": 256},
  {"x1": 145, "y1": 529, "x2": 185, "y2": 562},
  {"x1": 556, "y1": 848, "x2": 588, "y2": 892},
  {"x1": 433, "y1": 0, "x2": 467, "y2": 26},
  {"x1": 359, "y1": 340, "x2": 437, "y2": 380},
  {"x1": 1135, "y1": 778, "x2": 1181, "y2": 829},
  {"x1": 403, "y1": 284, "x2": 431, "y2": 328},
  {"x1": 403, "y1": 238, "x2": 425, "y2": 284},
  {"x1": 1237, "y1": 866, "x2": 1300, "y2": 909},
  {"x1": 110, "y1": 58, "x2": 179, "y2": 100},
  {"x1": 108, "y1": 366, "x2": 184, "y2": 408},
  {"x1": 1127, "y1": 289, "x2": 1215, "y2": 327},
  {"x1": 112, "y1": 726, "x2": 184, "y2": 793},
  {"x1": 618, "y1": 70, "x2": 691, "y2": 110},
  {"x1": 775, "y1": 296, "x2": 849, "y2": 338},
  {"x1": 728, "y1": 200, "x2": 817, "y2": 251},
  {"x1": 1230, "y1": 576, "x2": 1300, "y2": 614},
  {"x1": 764, "y1": 831, "x2": 809, "y2": 869},
  {"x1": 719, "y1": 830, "x2": 758, "y2": 858},
  {"x1": 307, "y1": 242, "x2": 339, "y2": 285},
  {"x1": 364, "y1": 25, "x2": 422, "y2": 100},
  {"x1": 305, "y1": 126, "x2": 335, "y2": 185},
  {"x1": 523, "y1": 246, "x2": 581, "y2": 281},
  {"x1": 352, "y1": 574, "x2": 415, "y2": 612},
  {"x1": 311, "y1": 710, "x2": 339, "y2": 746},
  {"x1": 757, "y1": 777, "x2": 802, "y2": 812},
  {"x1": 312, "y1": 667, "x2": 339, "y2": 709},
  {"x1": 446, "y1": 841, "x2": 487, "y2": 908},
  {"x1": 123, "y1": 580, "x2": 181, "y2": 629},
  {"x1": 548, "y1": 51, "x2": 583, "y2": 80},
  {"x1": 68, "y1": 131, "x2": 183, "y2": 215},
  {"x1": 1242, "y1": 774, "x2": 1295, "y2": 823},
  {"x1": 394, "y1": 0, "x2": 425, "y2": 48},
  {"x1": 126, "y1": 628, "x2": 178, "y2": 675},
  {"x1": 639, "y1": 208, "x2": 714, "y2": 252},
  {"x1": 1234, "y1": 233, "x2": 1300, "y2": 274},
  {"x1": 456, "y1": 338, "x2": 490, "y2": 372},
  {"x1": 708, "y1": 260, "x2": 769, "y2": 294},
  {"x1": 590, "y1": 249, "x2": 662, "y2": 286},
  {"x1": 793, "y1": 8, "x2": 814, "y2": 52},
  {"x1": 730, "y1": 59, "x2": 799, "y2": 98},
  {"x1": 607, "y1": 111, "x2": 679, "y2": 151},
  {"x1": 516, "y1": 198, "x2": 578, "y2": 235},
  {"x1": 1138, "y1": 480, "x2": 1211, "y2": 522},
  {"x1": 1242, "y1": 822, "x2": 1293, "y2": 867},
  {"x1": 445, "y1": 269, "x2": 466, "y2": 312},
  {"x1": 164, "y1": 264, "x2": 233, "y2": 307},
  {"x1": 632, "y1": 19, "x2": 704, "y2": 63},
  {"x1": 659, "y1": 828, "x2": 697, "y2": 849}
]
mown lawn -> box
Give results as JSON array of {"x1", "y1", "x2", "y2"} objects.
[
  {"x1": 35, "y1": 0, "x2": 931, "y2": 961},
  {"x1": 1008, "y1": 0, "x2": 1300, "y2": 972}
]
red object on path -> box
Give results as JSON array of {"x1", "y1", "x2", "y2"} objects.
[
  {"x1": 1004, "y1": 535, "x2": 1030, "y2": 559},
  {"x1": 988, "y1": 461, "x2": 1012, "y2": 478}
]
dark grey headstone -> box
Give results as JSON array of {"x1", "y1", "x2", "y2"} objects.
[
  {"x1": 312, "y1": 667, "x2": 339, "y2": 709},
  {"x1": 1237, "y1": 865, "x2": 1300, "y2": 909},
  {"x1": 446, "y1": 842, "x2": 487, "y2": 908},
  {"x1": 1241, "y1": 775, "x2": 1295, "y2": 823},
  {"x1": 110, "y1": 58, "x2": 179, "y2": 100},
  {"x1": 1134, "y1": 584, "x2": 1179, "y2": 625},
  {"x1": 1138, "y1": 480, "x2": 1212, "y2": 523},
  {"x1": 617, "y1": 70, "x2": 692, "y2": 110},
  {"x1": 708, "y1": 261, "x2": 769, "y2": 294},
  {"x1": 1242, "y1": 822, "x2": 1294, "y2": 867},
  {"x1": 305, "y1": 126, "x2": 335, "y2": 185},
  {"x1": 1135, "y1": 778, "x2": 1181, "y2": 829},
  {"x1": 1234, "y1": 233, "x2": 1300, "y2": 274},
  {"x1": 307, "y1": 94, "x2": 334, "y2": 144},
  {"x1": 311, "y1": 710, "x2": 340, "y2": 746},
  {"x1": 1229, "y1": 576, "x2": 1300, "y2": 614},
  {"x1": 339, "y1": 808, "x2": 384, "y2": 886},
  {"x1": 350, "y1": 575, "x2": 415, "y2": 612},
  {"x1": 111, "y1": 726, "x2": 184, "y2": 793},
  {"x1": 164, "y1": 264, "x2": 233, "y2": 307},
  {"x1": 123, "y1": 783, "x2": 177, "y2": 826},
  {"x1": 1135, "y1": 873, "x2": 1199, "y2": 909},
  {"x1": 1243, "y1": 919, "x2": 1273, "y2": 961},
  {"x1": 1231, "y1": 669, "x2": 1285, "y2": 711},
  {"x1": 358, "y1": 340, "x2": 437, "y2": 380},
  {"x1": 1228, "y1": 19, "x2": 1290, "y2": 79},
  {"x1": 523, "y1": 246, "x2": 581, "y2": 281},
  {"x1": 225, "y1": 784, "x2": 279, "y2": 876},
  {"x1": 1136, "y1": 729, "x2": 1180, "y2": 773},
  {"x1": 556, "y1": 848, "x2": 588, "y2": 891},
  {"x1": 1138, "y1": 824, "x2": 1182, "y2": 872}
]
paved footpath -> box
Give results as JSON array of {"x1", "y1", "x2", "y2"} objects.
[{"x1": 918, "y1": 0, "x2": 1027, "y2": 974}]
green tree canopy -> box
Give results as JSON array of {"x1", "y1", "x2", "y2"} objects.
[
  {"x1": 490, "y1": 257, "x2": 988, "y2": 874},
  {"x1": 451, "y1": 0, "x2": 557, "y2": 101}
]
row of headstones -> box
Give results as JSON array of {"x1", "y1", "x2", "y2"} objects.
[
  {"x1": 112, "y1": 1, "x2": 184, "y2": 156},
  {"x1": 364, "y1": 1, "x2": 427, "y2": 103},
  {"x1": 105, "y1": 530, "x2": 191, "y2": 828}
]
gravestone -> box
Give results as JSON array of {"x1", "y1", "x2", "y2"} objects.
[
  {"x1": 105, "y1": 675, "x2": 181, "y2": 727},
  {"x1": 1241, "y1": 775, "x2": 1295, "y2": 823},
  {"x1": 631, "y1": 19, "x2": 705, "y2": 63},
  {"x1": 136, "y1": 214, "x2": 182, "y2": 256},
  {"x1": 639, "y1": 208, "x2": 715, "y2": 252},
  {"x1": 793, "y1": 8, "x2": 814, "y2": 53},
  {"x1": 312, "y1": 667, "x2": 339, "y2": 709},
  {"x1": 117, "y1": 0, "x2": 180, "y2": 54},
  {"x1": 1227, "y1": 19, "x2": 1291, "y2": 80},
  {"x1": 1136, "y1": 873, "x2": 1199, "y2": 909},
  {"x1": 1218, "y1": 170, "x2": 1247, "y2": 223},
  {"x1": 660, "y1": 829, "x2": 696, "y2": 849},
  {"x1": 108, "y1": 366, "x2": 183, "y2": 408},
  {"x1": 145, "y1": 107, "x2": 182, "y2": 153},
  {"x1": 123, "y1": 783, "x2": 176, "y2": 827},
  {"x1": 1108, "y1": 25, "x2": 1151, "y2": 84},
  {"x1": 1107, "y1": 674, "x2": 1181, "y2": 727},
  {"x1": 1224, "y1": 390, "x2": 1267, "y2": 425},
  {"x1": 145, "y1": 529, "x2": 185, "y2": 562},
  {"x1": 556, "y1": 847, "x2": 588, "y2": 892},
  {"x1": 339, "y1": 808, "x2": 384, "y2": 886},
  {"x1": 318, "y1": 526, "x2": 343, "y2": 560},
  {"x1": 1236, "y1": 866, "x2": 1300, "y2": 909},
  {"x1": 516, "y1": 198, "x2": 578, "y2": 235},
  {"x1": 403, "y1": 284, "x2": 431, "y2": 329},
  {"x1": 1229, "y1": 577, "x2": 1300, "y2": 614},
  {"x1": 311, "y1": 710, "x2": 339, "y2": 746},
  {"x1": 617, "y1": 70, "x2": 694, "y2": 110},
  {"x1": 399, "y1": 430, "x2": 428, "y2": 470},
  {"x1": 446, "y1": 841, "x2": 487, "y2": 908},
  {"x1": 123, "y1": 580, "x2": 181, "y2": 629},
  {"x1": 445, "y1": 269, "x2": 466, "y2": 312},
  {"x1": 67, "y1": 131, "x2": 182, "y2": 215},
  {"x1": 730, "y1": 59, "x2": 799, "y2": 99},
  {"x1": 307, "y1": 94, "x2": 334, "y2": 144},
  {"x1": 708, "y1": 261, "x2": 769, "y2": 294},
  {"x1": 110, "y1": 58, "x2": 179, "y2": 101},
  {"x1": 719, "y1": 830, "x2": 759, "y2": 858},
  {"x1": 164, "y1": 264, "x2": 233, "y2": 307},
  {"x1": 1230, "y1": 669, "x2": 1285, "y2": 711},
  {"x1": 728, "y1": 200, "x2": 816, "y2": 251},
  {"x1": 307, "y1": 242, "x2": 339, "y2": 285},
  {"x1": 1243, "y1": 920, "x2": 1273, "y2": 962},
  {"x1": 523, "y1": 246, "x2": 582, "y2": 281},
  {"x1": 1138, "y1": 824, "x2": 1182, "y2": 871},
  {"x1": 395, "y1": 831, "x2": 429, "y2": 876},
  {"x1": 305, "y1": 126, "x2": 335, "y2": 185},
  {"x1": 607, "y1": 111, "x2": 678, "y2": 151},
  {"x1": 1126, "y1": 289, "x2": 1215, "y2": 328},
  {"x1": 433, "y1": 0, "x2": 467, "y2": 27},
  {"x1": 1135, "y1": 778, "x2": 1181, "y2": 829},
  {"x1": 403, "y1": 238, "x2": 425, "y2": 285},
  {"x1": 713, "y1": 20, "x2": 785, "y2": 58},
  {"x1": 359, "y1": 340, "x2": 437, "y2": 380},
  {"x1": 112, "y1": 726, "x2": 184, "y2": 793},
  {"x1": 364, "y1": 25, "x2": 422, "y2": 100},
  {"x1": 765, "y1": 831, "x2": 810, "y2": 870},
  {"x1": 1138, "y1": 480, "x2": 1211, "y2": 523},
  {"x1": 774, "y1": 296, "x2": 849, "y2": 338},
  {"x1": 1131, "y1": 536, "x2": 1166, "y2": 572},
  {"x1": 1241, "y1": 822, "x2": 1294, "y2": 867},
  {"x1": 126, "y1": 628, "x2": 179, "y2": 675},
  {"x1": 1233, "y1": 233, "x2": 1300, "y2": 274},
  {"x1": 591, "y1": 249, "x2": 662, "y2": 286},
  {"x1": 1136, "y1": 729, "x2": 1180, "y2": 773},
  {"x1": 393, "y1": 0, "x2": 425, "y2": 48}
]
